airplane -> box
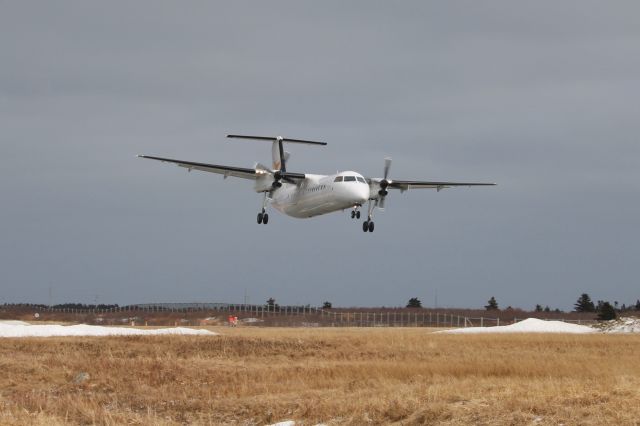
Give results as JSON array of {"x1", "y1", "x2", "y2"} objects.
[{"x1": 138, "y1": 134, "x2": 495, "y2": 232}]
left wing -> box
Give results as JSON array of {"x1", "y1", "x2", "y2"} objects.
[{"x1": 388, "y1": 180, "x2": 496, "y2": 191}]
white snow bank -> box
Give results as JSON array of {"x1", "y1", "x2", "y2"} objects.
[
  {"x1": 0, "y1": 323, "x2": 217, "y2": 338},
  {"x1": 594, "y1": 317, "x2": 640, "y2": 333},
  {"x1": 0, "y1": 320, "x2": 31, "y2": 326},
  {"x1": 437, "y1": 318, "x2": 595, "y2": 334}
]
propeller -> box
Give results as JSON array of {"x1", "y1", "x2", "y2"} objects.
[
  {"x1": 378, "y1": 157, "x2": 392, "y2": 209},
  {"x1": 272, "y1": 170, "x2": 284, "y2": 188}
]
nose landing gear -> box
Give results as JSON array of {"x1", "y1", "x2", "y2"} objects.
[{"x1": 350, "y1": 209, "x2": 361, "y2": 219}]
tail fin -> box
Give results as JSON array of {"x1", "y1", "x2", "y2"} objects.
[
  {"x1": 272, "y1": 141, "x2": 283, "y2": 171},
  {"x1": 227, "y1": 134, "x2": 326, "y2": 172},
  {"x1": 271, "y1": 146, "x2": 291, "y2": 171}
]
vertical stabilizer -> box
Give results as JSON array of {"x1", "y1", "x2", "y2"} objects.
[
  {"x1": 226, "y1": 134, "x2": 326, "y2": 172},
  {"x1": 272, "y1": 139, "x2": 284, "y2": 171}
]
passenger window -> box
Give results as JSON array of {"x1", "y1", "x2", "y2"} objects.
[
  {"x1": 334, "y1": 176, "x2": 343, "y2": 182},
  {"x1": 344, "y1": 176, "x2": 356, "y2": 182},
  {"x1": 357, "y1": 177, "x2": 366, "y2": 183}
]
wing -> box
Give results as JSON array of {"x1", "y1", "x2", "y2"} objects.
[
  {"x1": 365, "y1": 177, "x2": 495, "y2": 192},
  {"x1": 389, "y1": 180, "x2": 496, "y2": 191},
  {"x1": 138, "y1": 155, "x2": 308, "y2": 182},
  {"x1": 138, "y1": 155, "x2": 260, "y2": 179}
]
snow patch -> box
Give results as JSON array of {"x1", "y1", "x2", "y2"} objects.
[
  {"x1": 593, "y1": 317, "x2": 640, "y2": 333},
  {"x1": 0, "y1": 322, "x2": 217, "y2": 337},
  {"x1": 0, "y1": 320, "x2": 31, "y2": 326},
  {"x1": 437, "y1": 318, "x2": 596, "y2": 334}
]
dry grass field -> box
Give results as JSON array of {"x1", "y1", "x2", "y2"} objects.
[{"x1": 1, "y1": 327, "x2": 639, "y2": 425}]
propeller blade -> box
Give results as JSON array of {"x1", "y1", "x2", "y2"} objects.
[
  {"x1": 378, "y1": 157, "x2": 392, "y2": 210},
  {"x1": 383, "y1": 157, "x2": 392, "y2": 180}
]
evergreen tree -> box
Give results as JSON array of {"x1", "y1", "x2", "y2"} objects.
[
  {"x1": 535, "y1": 304, "x2": 543, "y2": 312},
  {"x1": 597, "y1": 301, "x2": 617, "y2": 321},
  {"x1": 635, "y1": 300, "x2": 640, "y2": 311},
  {"x1": 485, "y1": 296, "x2": 499, "y2": 311},
  {"x1": 266, "y1": 298, "x2": 279, "y2": 311},
  {"x1": 574, "y1": 293, "x2": 595, "y2": 312},
  {"x1": 406, "y1": 297, "x2": 422, "y2": 308},
  {"x1": 544, "y1": 306, "x2": 551, "y2": 312},
  {"x1": 322, "y1": 301, "x2": 332, "y2": 309}
]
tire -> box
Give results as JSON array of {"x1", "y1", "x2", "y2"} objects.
[
  {"x1": 257, "y1": 213, "x2": 263, "y2": 224},
  {"x1": 351, "y1": 211, "x2": 355, "y2": 219},
  {"x1": 362, "y1": 221, "x2": 369, "y2": 232},
  {"x1": 263, "y1": 213, "x2": 269, "y2": 224},
  {"x1": 368, "y1": 221, "x2": 375, "y2": 232},
  {"x1": 356, "y1": 211, "x2": 361, "y2": 219}
]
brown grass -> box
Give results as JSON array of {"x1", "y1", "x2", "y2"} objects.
[{"x1": 1, "y1": 327, "x2": 639, "y2": 425}]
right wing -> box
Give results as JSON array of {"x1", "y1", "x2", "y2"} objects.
[
  {"x1": 137, "y1": 155, "x2": 307, "y2": 181},
  {"x1": 138, "y1": 155, "x2": 261, "y2": 180}
]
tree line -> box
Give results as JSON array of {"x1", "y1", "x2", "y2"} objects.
[{"x1": 397, "y1": 293, "x2": 638, "y2": 321}]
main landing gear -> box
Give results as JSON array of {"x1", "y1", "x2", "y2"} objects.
[
  {"x1": 362, "y1": 200, "x2": 376, "y2": 233},
  {"x1": 257, "y1": 209, "x2": 269, "y2": 225},
  {"x1": 257, "y1": 192, "x2": 269, "y2": 225},
  {"x1": 362, "y1": 219, "x2": 374, "y2": 232}
]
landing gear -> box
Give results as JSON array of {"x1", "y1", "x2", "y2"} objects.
[
  {"x1": 361, "y1": 200, "x2": 376, "y2": 232},
  {"x1": 350, "y1": 209, "x2": 361, "y2": 219},
  {"x1": 257, "y1": 209, "x2": 269, "y2": 225},
  {"x1": 257, "y1": 193, "x2": 269, "y2": 225},
  {"x1": 362, "y1": 220, "x2": 374, "y2": 232}
]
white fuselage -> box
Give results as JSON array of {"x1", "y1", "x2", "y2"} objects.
[{"x1": 268, "y1": 171, "x2": 371, "y2": 218}]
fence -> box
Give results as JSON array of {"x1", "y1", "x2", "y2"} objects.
[{"x1": 3, "y1": 303, "x2": 600, "y2": 328}]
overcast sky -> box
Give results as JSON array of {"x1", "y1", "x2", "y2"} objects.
[{"x1": 1, "y1": 2, "x2": 639, "y2": 310}]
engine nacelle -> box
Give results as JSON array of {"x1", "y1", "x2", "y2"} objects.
[{"x1": 254, "y1": 174, "x2": 275, "y2": 193}]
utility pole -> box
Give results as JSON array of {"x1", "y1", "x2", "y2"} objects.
[{"x1": 434, "y1": 288, "x2": 438, "y2": 309}]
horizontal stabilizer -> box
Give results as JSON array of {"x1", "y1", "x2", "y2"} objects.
[{"x1": 227, "y1": 134, "x2": 327, "y2": 146}]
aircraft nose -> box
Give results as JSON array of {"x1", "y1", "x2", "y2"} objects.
[{"x1": 355, "y1": 184, "x2": 370, "y2": 204}]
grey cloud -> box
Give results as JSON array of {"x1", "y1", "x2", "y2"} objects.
[{"x1": 1, "y1": 1, "x2": 639, "y2": 310}]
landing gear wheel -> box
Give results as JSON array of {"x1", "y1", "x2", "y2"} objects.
[
  {"x1": 362, "y1": 221, "x2": 369, "y2": 232},
  {"x1": 368, "y1": 221, "x2": 375, "y2": 232},
  {"x1": 262, "y1": 213, "x2": 269, "y2": 224},
  {"x1": 351, "y1": 210, "x2": 356, "y2": 219},
  {"x1": 356, "y1": 211, "x2": 361, "y2": 219},
  {"x1": 257, "y1": 213, "x2": 263, "y2": 224}
]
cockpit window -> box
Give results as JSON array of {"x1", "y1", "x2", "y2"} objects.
[
  {"x1": 333, "y1": 176, "x2": 343, "y2": 182},
  {"x1": 356, "y1": 177, "x2": 366, "y2": 183},
  {"x1": 344, "y1": 176, "x2": 356, "y2": 182}
]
